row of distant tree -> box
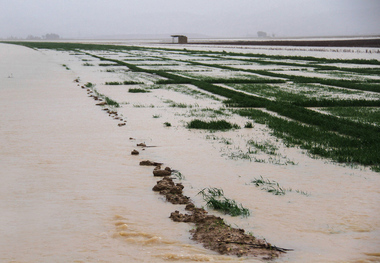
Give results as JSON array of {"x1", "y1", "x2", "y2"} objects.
[{"x1": 1, "y1": 33, "x2": 60, "y2": 40}]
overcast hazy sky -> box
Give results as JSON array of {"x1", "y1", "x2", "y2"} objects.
[{"x1": 1, "y1": 0, "x2": 379, "y2": 39}]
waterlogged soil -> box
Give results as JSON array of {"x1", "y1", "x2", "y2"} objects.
[{"x1": 1, "y1": 42, "x2": 380, "y2": 263}]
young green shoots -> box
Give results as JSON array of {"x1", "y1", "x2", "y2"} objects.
[
  {"x1": 105, "y1": 97, "x2": 120, "y2": 107},
  {"x1": 198, "y1": 187, "x2": 250, "y2": 217}
]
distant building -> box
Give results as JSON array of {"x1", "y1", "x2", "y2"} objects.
[
  {"x1": 171, "y1": 35, "x2": 188, "y2": 44},
  {"x1": 257, "y1": 31, "x2": 267, "y2": 38}
]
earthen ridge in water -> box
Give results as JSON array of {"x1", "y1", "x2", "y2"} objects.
[{"x1": 149, "y1": 168, "x2": 291, "y2": 260}]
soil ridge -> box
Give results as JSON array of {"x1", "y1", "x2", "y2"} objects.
[{"x1": 152, "y1": 176, "x2": 290, "y2": 259}]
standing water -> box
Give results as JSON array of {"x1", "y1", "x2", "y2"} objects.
[{"x1": 0, "y1": 42, "x2": 379, "y2": 263}]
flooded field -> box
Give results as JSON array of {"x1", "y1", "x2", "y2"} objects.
[{"x1": 0, "y1": 42, "x2": 379, "y2": 263}]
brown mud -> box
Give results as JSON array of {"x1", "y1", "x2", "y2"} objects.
[
  {"x1": 139, "y1": 160, "x2": 163, "y2": 166},
  {"x1": 131, "y1": 149, "x2": 139, "y2": 155},
  {"x1": 152, "y1": 176, "x2": 289, "y2": 260},
  {"x1": 152, "y1": 177, "x2": 190, "y2": 205},
  {"x1": 153, "y1": 166, "x2": 173, "y2": 177}
]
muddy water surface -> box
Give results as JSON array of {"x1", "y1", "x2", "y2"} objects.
[{"x1": 1, "y1": 43, "x2": 379, "y2": 263}]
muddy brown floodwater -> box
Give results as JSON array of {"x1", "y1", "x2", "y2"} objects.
[{"x1": 0, "y1": 42, "x2": 380, "y2": 263}]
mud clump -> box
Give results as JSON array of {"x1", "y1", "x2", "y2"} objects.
[
  {"x1": 153, "y1": 166, "x2": 172, "y2": 177},
  {"x1": 170, "y1": 208, "x2": 285, "y2": 259},
  {"x1": 131, "y1": 149, "x2": 139, "y2": 155},
  {"x1": 169, "y1": 207, "x2": 215, "y2": 224},
  {"x1": 152, "y1": 177, "x2": 190, "y2": 205},
  {"x1": 139, "y1": 160, "x2": 162, "y2": 166},
  {"x1": 166, "y1": 193, "x2": 190, "y2": 205},
  {"x1": 152, "y1": 177, "x2": 177, "y2": 192}
]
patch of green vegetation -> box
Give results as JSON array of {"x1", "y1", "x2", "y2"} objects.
[
  {"x1": 205, "y1": 134, "x2": 219, "y2": 141},
  {"x1": 82, "y1": 62, "x2": 95, "y2": 66},
  {"x1": 250, "y1": 71, "x2": 380, "y2": 94},
  {"x1": 179, "y1": 108, "x2": 223, "y2": 118},
  {"x1": 187, "y1": 119, "x2": 240, "y2": 130},
  {"x1": 335, "y1": 67, "x2": 380, "y2": 76},
  {"x1": 198, "y1": 187, "x2": 250, "y2": 217},
  {"x1": 123, "y1": 80, "x2": 144, "y2": 85},
  {"x1": 185, "y1": 48, "x2": 380, "y2": 66},
  {"x1": 105, "y1": 96, "x2": 120, "y2": 107},
  {"x1": 201, "y1": 77, "x2": 286, "y2": 84},
  {"x1": 226, "y1": 148, "x2": 258, "y2": 161},
  {"x1": 198, "y1": 187, "x2": 224, "y2": 198},
  {"x1": 170, "y1": 102, "x2": 195, "y2": 108},
  {"x1": 226, "y1": 83, "x2": 380, "y2": 107},
  {"x1": 152, "y1": 114, "x2": 161, "y2": 118},
  {"x1": 225, "y1": 145, "x2": 296, "y2": 165},
  {"x1": 155, "y1": 77, "x2": 192, "y2": 85},
  {"x1": 185, "y1": 108, "x2": 229, "y2": 118},
  {"x1": 134, "y1": 63, "x2": 180, "y2": 66},
  {"x1": 164, "y1": 122, "x2": 172, "y2": 127},
  {"x1": 320, "y1": 107, "x2": 380, "y2": 126},
  {"x1": 105, "y1": 79, "x2": 140, "y2": 85},
  {"x1": 99, "y1": 63, "x2": 119, "y2": 66},
  {"x1": 172, "y1": 170, "x2": 185, "y2": 180},
  {"x1": 88, "y1": 86, "x2": 120, "y2": 108},
  {"x1": 247, "y1": 140, "x2": 278, "y2": 155},
  {"x1": 220, "y1": 137, "x2": 233, "y2": 145},
  {"x1": 62, "y1": 64, "x2": 70, "y2": 70},
  {"x1": 237, "y1": 108, "x2": 380, "y2": 169},
  {"x1": 128, "y1": 88, "x2": 150, "y2": 93},
  {"x1": 244, "y1": 122, "x2": 254, "y2": 128},
  {"x1": 105, "y1": 81, "x2": 123, "y2": 85},
  {"x1": 252, "y1": 176, "x2": 285, "y2": 195},
  {"x1": 252, "y1": 176, "x2": 309, "y2": 196},
  {"x1": 84, "y1": 82, "x2": 94, "y2": 88}
]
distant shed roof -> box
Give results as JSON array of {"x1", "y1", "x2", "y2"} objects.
[{"x1": 171, "y1": 35, "x2": 188, "y2": 44}]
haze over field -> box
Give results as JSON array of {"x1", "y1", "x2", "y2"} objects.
[{"x1": 1, "y1": 0, "x2": 379, "y2": 39}]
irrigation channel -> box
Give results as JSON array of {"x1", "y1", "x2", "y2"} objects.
[{"x1": 0, "y1": 41, "x2": 379, "y2": 263}]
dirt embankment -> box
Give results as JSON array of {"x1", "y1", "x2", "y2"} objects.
[{"x1": 148, "y1": 165, "x2": 290, "y2": 260}]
